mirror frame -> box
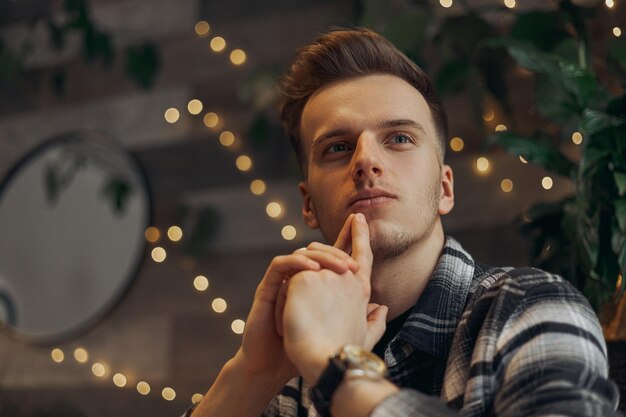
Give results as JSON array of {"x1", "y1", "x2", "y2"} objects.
[{"x1": 0, "y1": 131, "x2": 153, "y2": 345}]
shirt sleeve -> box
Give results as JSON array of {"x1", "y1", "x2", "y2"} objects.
[{"x1": 370, "y1": 277, "x2": 622, "y2": 417}]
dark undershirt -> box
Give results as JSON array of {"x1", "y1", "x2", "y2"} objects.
[
  {"x1": 372, "y1": 307, "x2": 413, "y2": 358},
  {"x1": 372, "y1": 307, "x2": 437, "y2": 395}
]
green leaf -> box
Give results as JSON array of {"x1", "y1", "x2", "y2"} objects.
[
  {"x1": 489, "y1": 131, "x2": 575, "y2": 177},
  {"x1": 501, "y1": 41, "x2": 560, "y2": 74},
  {"x1": 616, "y1": 199, "x2": 626, "y2": 234},
  {"x1": 608, "y1": 38, "x2": 626, "y2": 78},
  {"x1": 552, "y1": 38, "x2": 579, "y2": 65},
  {"x1": 581, "y1": 109, "x2": 626, "y2": 135},
  {"x1": 534, "y1": 74, "x2": 577, "y2": 124},
  {"x1": 126, "y1": 44, "x2": 160, "y2": 89},
  {"x1": 613, "y1": 228, "x2": 626, "y2": 287},
  {"x1": 101, "y1": 178, "x2": 133, "y2": 214},
  {"x1": 607, "y1": 93, "x2": 626, "y2": 117},
  {"x1": 595, "y1": 210, "x2": 620, "y2": 289},
  {"x1": 615, "y1": 172, "x2": 626, "y2": 197},
  {"x1": 559, "y1": 62, "x2": 600, "y2": 108},
  {"x1": 490, "y1": 40, "x2": 604, "y2": 112}
]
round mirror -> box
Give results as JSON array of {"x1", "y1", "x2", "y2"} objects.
[{"x1": 0, "y1": 131, "x2": 151, "y2": 344}]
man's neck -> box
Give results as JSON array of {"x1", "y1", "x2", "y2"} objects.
[{"x1": 369, "y1": 221, "x2": 445, "y2": 321}]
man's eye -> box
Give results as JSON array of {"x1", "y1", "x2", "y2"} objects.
[
  {"x1": 326, "y1": 143, "x2": 350, "y2": 153},
  {"x1": 389, "y1": 134, "x2": 413, "y2": 144}
]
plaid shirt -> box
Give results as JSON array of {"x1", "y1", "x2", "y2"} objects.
[{"x1": 260, "y1": 236, "x2": 621, "y2": 417}]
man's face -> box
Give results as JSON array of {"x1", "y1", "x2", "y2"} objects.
[{"x1": 298, "y1": 74, "x2": 454, "y2": 262}]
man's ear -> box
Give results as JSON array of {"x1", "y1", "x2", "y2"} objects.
[
  {"x1": 298, "y1": 181, "x2": 319, "y2": 229},
  {"x1": 438, "y1": 164, "x2": 455, "y2": 215}
]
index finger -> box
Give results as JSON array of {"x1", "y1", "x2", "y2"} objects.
[
  {"x1": 351, "y1": 213, "x2": 373, "y2": 279},
  {"x1": 333, "y1": 213, "x2": 355, "y2": 254}
]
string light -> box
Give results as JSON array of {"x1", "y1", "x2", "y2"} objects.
[
  {"x1": 495, "y1": 124, "x2": 507, "y2": 132},
  {"x1": 230, "y1": 49, "x2": 247, "y2": 65},
  {"x1": 203, "y1": 112, "x2": 219, "y2": 128},
  {"x1": 113, "y1": 373, "x2": 127, "y2": 388},
  {"x1": 504, "y1": 0, "x2": 516, "y2": 8},
  {"x1": 281, "y1": 225, "x2": 297, "y2": 240},
  {"x1": 151, "y1": 247, "x2": 167, "y2": 263},
  {"x1": 476, "y1": 157, "x2": 490, "y2": 173},
  {"x1": 220, "y1": 131, "x2": 236, "y2": 147},
  {"x1": 187, "y1": 99, "x2": 203, "y2": 115},
  {"x1": 449, "y1": 137, "x2": 464, "y2": 152},
  {"x1": 617, "y1": 274, "x2": 623, "y2": 290},
  {"x1": 439, "y1": 0, "x2": 453, "y2": 8},
  {"x1": 92, "y1": 363, "x2": 106, "y2": 377},
  {"x1": 167, "y1": 226, "x2": 183, "y2": 242},
  {"x1": 212, "y1": 298, "x2": 227, "y2": 313},
  {"x1": 235, "y1": 155, "x2": 252, "y2": 171},
  {"x1": 250, "y1": 179, "x2": 266, "y2": 195},
  {"x1": 74, "y1": 348, "x2": 89, "y2": 363},
  {"x1": 483, "y1": 108, "x2": 495, "y2": 122},
  {"x1": 572, "y1": 131, "x2": 583, "y2": 145},
  {"x1": 606, "y1": 0, "x2": 614, "y2": 8},
  {"x1": 542, "y1": 176, "x2": 554, "y2": 190},
  {"x1": 51, "y1": 348, "x2": 64, "y2": 363},
  {"x1": 613, "y1": 27, "x2": 622, "y2": 37},
  {"x1": 231, "y1": 319, "x2": 245, "y2": 334},
  {"x1": 194, "y1": 21, "x2": 210, "y2": 37},
  {"x1": 193, "y1": 275, "x2": 209, "y2": 292},
  {"x1": 137, "y1": 381, "x2": 151, "y2": 395},
  {"x1": 164, "y1": 108, "x2": 180, "y2": 124},
  {"x1": 266, "y1": 202, "x2": 283, "y2": 218},
  {"x1": 210, "y1": 37, "x2": 226, "y2": 52},
  {"x1": 145, "y1": 227, "x2": 160, "y2": 242},
  {"x1": 47, "y1": 19, "x2": 294, "y2": 408},
  {"x1": 519, "y1": 155, "x2": 528, "y2": 164},
  {"x1": 192, "y1": 393, "x2": 205, "y2": 404},
  {"x1": 162, "y1": 387, "x2": 176, "y2": 401},
  {"x1": 500, "y1": 179, "x2": 513, "y2": 193}
]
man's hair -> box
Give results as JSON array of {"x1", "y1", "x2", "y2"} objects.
[{"x1": 278, "y1": 28, "x2": 449, "y2": 171}]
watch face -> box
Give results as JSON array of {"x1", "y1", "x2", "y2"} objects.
[{"x1": 342, "y1": 345, "x2": 386, "y2": 375}]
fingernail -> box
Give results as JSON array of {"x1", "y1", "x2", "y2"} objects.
[{"x1": 356, "y1": 213, "x2": 365, "y2": 222}]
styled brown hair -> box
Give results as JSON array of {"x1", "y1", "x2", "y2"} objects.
[{"x1": 278, "y1": 28, "x2": 449, "y2": 171}]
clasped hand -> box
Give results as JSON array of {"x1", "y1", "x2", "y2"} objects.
[{"x1": 237, "y1": 213, "x2": 388, "y2": 388}]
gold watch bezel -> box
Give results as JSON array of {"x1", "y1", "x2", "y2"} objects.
[{"x1": 335, "y1": 344, "x2": 386, "y2": 376}]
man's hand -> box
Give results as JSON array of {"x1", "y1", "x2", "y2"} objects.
[
  {"x1": 236, "y1": 216, "x2": 360, "y2": 387},
  {"x1": 281, "y1": 213, "x2": 388, "y2": 385}
]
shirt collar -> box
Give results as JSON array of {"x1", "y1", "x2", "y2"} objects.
[{"x1": 392, "y1": 236, "x2": 476, "y2": 360}]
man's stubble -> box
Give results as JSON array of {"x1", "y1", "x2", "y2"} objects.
[{"x1": 370, "y1": 173, "x2": 442, "y2": 264}]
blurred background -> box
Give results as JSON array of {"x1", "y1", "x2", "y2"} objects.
[{"x1": 0, "y1": 0, "x2": 625, "y2": 416}]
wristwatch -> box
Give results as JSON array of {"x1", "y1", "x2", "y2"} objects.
[{"x1": 310, "y1": 345, "x2": 387, "y2": 417}]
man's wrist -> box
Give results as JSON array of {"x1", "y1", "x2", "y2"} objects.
[
  {"x1": 298, "y1": 349, "x2": 336, "y2": 385},
  {"x1": 330, "y1": 377, "x2": 399, "y2": 417},
  {"x1": 231, "y1": 349, "x2": 291, "y2": 391}
]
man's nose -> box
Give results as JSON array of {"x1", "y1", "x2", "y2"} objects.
[{"x1": 351, "y1": 134, "x2": 383, "y2": 182}]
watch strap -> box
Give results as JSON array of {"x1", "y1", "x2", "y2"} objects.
[{"x1": 310, "y1": 356, "x2": 344, "y2": 417}]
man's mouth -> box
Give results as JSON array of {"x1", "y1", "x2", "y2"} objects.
[{"x1": 348, "y1": 189, "x2": 397, "y2": 210}]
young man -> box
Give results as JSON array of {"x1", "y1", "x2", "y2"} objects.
[{"x1": 185, "y1": 29, "x2": 621, "y2": 417}]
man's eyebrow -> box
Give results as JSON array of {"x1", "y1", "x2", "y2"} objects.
[
  {"x1": 376, "y1": 119, "x2": 426, "y2": 134},
  {"x1": 313, "y1": 128, "x2": 352, "y2": 144}
]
